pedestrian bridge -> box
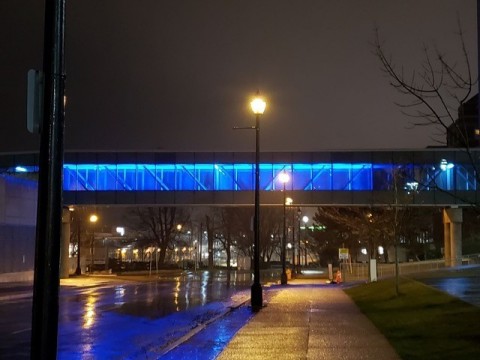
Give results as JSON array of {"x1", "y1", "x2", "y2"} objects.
[{"x1": 1, "y1": 149, "x2": 478, "y2": 206}]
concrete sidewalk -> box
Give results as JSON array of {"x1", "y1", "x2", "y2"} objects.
[{"x1": 217, "y1": 279, "x2": 400, "y2": 360}]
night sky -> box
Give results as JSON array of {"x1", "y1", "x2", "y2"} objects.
[{"x1": 0, "y1": 0, "x2": 477, "y2": 153}]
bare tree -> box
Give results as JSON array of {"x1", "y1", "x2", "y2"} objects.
[
  {"x1": 226, "y1": 207, "x2": 253, "y2": 259},
  {"x1": 373, "y1": 20, "x2": 475, "y2": 145},
  {"x1": 259, "y1": 207, "x2": 282, "y2": 265},
  {"x1": 374, "y1": 20, "x2": 480, "y2": 209},
  {"x1": 313, "y1": 207, "x2": 394, "y2": 263},
  {"x1": 214, "y1": 207, "x2": 247, "y2": 270},
  {"x1": 129, "y1": 207, "x2": 191, "y2": 267}
]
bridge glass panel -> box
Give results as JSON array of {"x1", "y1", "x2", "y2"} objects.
[
  {"x1": 292, "y1": 164, "x2": 312, "y2": 190},
  {"x1": 156, "y1": 164, "x2": 175, "y2": 190},
  {"x1": 196, "y1": 164, "x2": 214, "y2": 190},
  {"x1": 311, "y1": 164, "x2": 332, "y2": 190},
  {"x1": 115, "y1": 164, "x2": 136, "y2": 191},
  {"x1": 434, "y1": 166, "x2": 455, "y2": 191},
  {"x1": 372, "y1": 164, "x2": 392, "y2": 191},
  {"x1": 96, "y1": 164, "x2": 117, "y2": 190},
  {"x1": 259, "y1": 164, "x2": 273, "y2": 191},
  {"x1": 176, "y1": 164, "x2": 196, "y2": 190},
  {"x1": 350, "y1": 164, "x2": 372, "y2": 190},
  {"x1": 136, "y1": 164, "x2": 157, "y2": 190},
  {"x1": 455, "y1": 164, "x2": 477, "y2": 190},
  {"x1": 407, "y1": 163, "x2": 427, "y2": 191},
  {"x1": 332, "y1": 163, "x2": 353, "y2": 190},
  {"x1": 272, "y1": 164, "x2": 292, "y2": 190},
  {"x1": 76, "y1": 164, "x2": 97, "y2": 191},
  {"x1": 64, "y1": 164, "x2": 79, "y2": 190},
  {"x1": 214, "y1": 164, "x2": 234, "y2": 190},
  {"x1": 234, "y1": 164, "x2": 253, "y2": 190},
  {"x1": 331, "y1": 163, "x2": 373, "y2": 191}
]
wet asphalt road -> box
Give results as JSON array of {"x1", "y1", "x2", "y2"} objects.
[
  {"x1": 2, "y1": 266, "x2": 479, "y2": 359},
  {"x1": 1, "y1": 270, "x2": 256, "y2": 359}
]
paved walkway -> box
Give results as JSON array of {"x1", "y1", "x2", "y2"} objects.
[{"x1": 217, "y1": 279, "x2": 400, "y2": 360}]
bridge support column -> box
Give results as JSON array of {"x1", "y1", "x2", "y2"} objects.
[
  {"x1": 443, "y1": 208, "x2": 463, "y2": 267},
  {"x1": 60, "y1": 208, "x2": 71, "y2": 279}
]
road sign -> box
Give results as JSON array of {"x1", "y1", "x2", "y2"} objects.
[
  {"x1": 27, "y1": 69, "x2": 44, "y2": 134},
  {"x1": 339, "y1": 248, "x2": 349, "y2": 260}
]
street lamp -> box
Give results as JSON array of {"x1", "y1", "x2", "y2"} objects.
[
  {"x1": 302, "y1": 215, "x2": 309, "y2": 267},
  {"x1": 68, "y1": 207, "x2": 82, "y2": 276},
  {"x1": 285, "y1": 197, "x2": 295, "y2": 275},
  {"x1": 297, "y1": 208, "x2": 302, "y2": 273},
  {"x1": 279, "y1": 171, "x2": 290, "y2": 285},
  {"x1": 251, "y1": 93, "x2": 266, "y2": 310},
  {"x1": 89, "y1": 214, "x2": 98, "y2": 274}
]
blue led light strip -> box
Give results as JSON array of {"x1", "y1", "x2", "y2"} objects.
[{"x1": 5, "y1": 161, "x2": 473, "y2": 192}]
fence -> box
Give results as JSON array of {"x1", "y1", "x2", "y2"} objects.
[{"x1": 340, "y1": 259, "x2": 447, "y2": 282}]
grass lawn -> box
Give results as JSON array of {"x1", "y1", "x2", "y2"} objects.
[{"x1": 345, "y1": 277, "x2": 480, "y2": 360}]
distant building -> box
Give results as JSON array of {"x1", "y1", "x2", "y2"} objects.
[{"x1": 446, "y1": 94, "x2": 480, "y2": 147}]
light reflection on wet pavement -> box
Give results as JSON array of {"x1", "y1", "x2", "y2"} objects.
[
  {"x1": 420, "y1": 276, "x2": 480, "y2": 307},
  {"x1": 415, "y1": 266, "x2": 480, "y2": 307},
  {"x1": 161, "y1": 306, "x2": 254, "y2": 360},
  {"x1": 57, "y1": 270, "x2": 254, "y2": 359}
]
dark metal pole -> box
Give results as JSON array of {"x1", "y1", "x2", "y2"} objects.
[
  {"x1": 75, "y1": 220, "x2": 81, "y2": 275},
  {"x1": 281, "y1": 181, "x2": 287, "y2": 285},
  {"x1": 297, "y1": 208, "x2": 302, "y2": 273},
  {"x1": 199, "y1": 222, "x2": 203, "y2": 267},
  {"x1": 30, "y1": 0, "x2": 66, "y2": 358},
  {"x1": 291, "y1": 208, "x2": 296, "y2": 275},
  {"x1": 251, "y1": 113, "x2": 263, "y2": 310},
  {"x1": 90, "y1": 227, "x2": 95, "y2": 273},
  {"x1": 305, "y1": 238, "x2": 308, "y2": 266}
]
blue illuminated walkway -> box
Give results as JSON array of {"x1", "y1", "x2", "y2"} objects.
[{"x1": 1, "y1": 150, "x2": 479, "y2": 206}]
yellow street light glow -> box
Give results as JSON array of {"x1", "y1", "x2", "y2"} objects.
[
  {"x1": 285, "y1": 197, "x2": 293, "y2": 205},
  {"x1": 250, "y1": 97, "x2": 266, "y2": 115},
  {"x1": 89, "y1": 214, "x2": 98, "y2": 223}
]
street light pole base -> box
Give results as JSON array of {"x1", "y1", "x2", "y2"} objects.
[
  {"x1": 281, "y1": 272, "x2": 288, "y2": 285},
  {"x1": 251, "y1": 283, "x2": 263, "y2": 311}
]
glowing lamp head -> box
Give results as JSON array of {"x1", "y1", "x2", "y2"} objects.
[
  {"x1": 89, "y1": 214, "x2": 98, "y2": 223},
  {"x1": 279, "y1": 172, "x2": 290, "y2": 184},
  {"x1": 250, "y1": 97, "x2": 266, "y2": 115}
]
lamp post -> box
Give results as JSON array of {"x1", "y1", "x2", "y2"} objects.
[
  {"x1": 75, "y1": 215, "x2": 81, "y2": 275},
  {"x1": 286, "y1": 197, "x2": 294, "y2": 275},
  {"x1": 279, "y1": 172, "x2": 290, "y2": 285},
  {"x1": 297, "y1": 208, "x2": 302, "y2": 273},
  {"x1": 250, "y1": 93, "x2": 266, "y2": 310},
  {"x1": 89, "y1": 214, "x2": 98, "y2": 274},
  {"x1": 302, "y1": 215, "x2": 309, "y2": 267},
  {"x1": 68, "y1": 206, "x2": 82, "y2": 276}
]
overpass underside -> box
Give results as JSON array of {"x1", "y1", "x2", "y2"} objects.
[{"x1": 63, "y1": 189, "x2": 479, "y2": 207}]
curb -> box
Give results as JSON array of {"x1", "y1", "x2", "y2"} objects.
[{"x1": 159, "y1": 293, "x2": 251, "y2": 357}]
